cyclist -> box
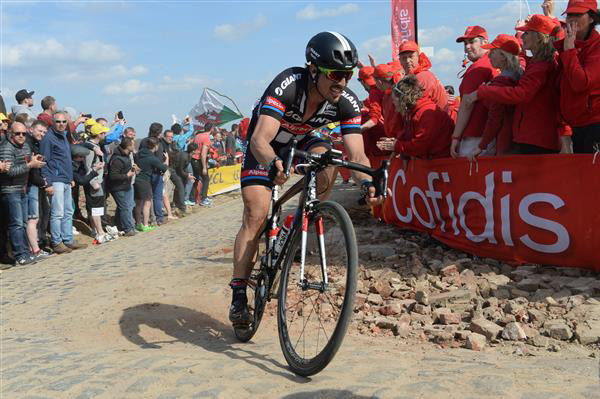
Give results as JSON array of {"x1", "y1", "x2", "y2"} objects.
[{"x1": 230, "y1": 32, "x2": 386, "y2": 327}]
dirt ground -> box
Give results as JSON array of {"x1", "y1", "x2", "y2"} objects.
[{"x1": 1, "y1": 180, "x2": 599, "y2": 398}]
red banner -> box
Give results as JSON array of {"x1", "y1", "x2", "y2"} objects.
[
  {"x1": 391, "y1": 0, "x2": 418, "y2": 61},
  {"x1": 378, "y1": 155, "x2": 600, "y2": 271}
]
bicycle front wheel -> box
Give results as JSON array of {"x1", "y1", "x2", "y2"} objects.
[{"x1": 277, "y1": 201, "x2": 357, "y2": 376}]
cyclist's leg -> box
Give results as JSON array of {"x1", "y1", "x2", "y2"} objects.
[{"x1": 230, "y1": 149, "x2": 273, "y2": 325}]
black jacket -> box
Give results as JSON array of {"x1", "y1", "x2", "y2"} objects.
[
  {"x1": 72, "y1": 160, "x2": 98, "y2": 186},
  {"x1": 27, "y1": 136, "x2": 46, "y2": 188},
  {"x1": 172, "y1": 150, "x2": 190, "y2": 178},
  {"x1": 134, "y1": 147, "x2": 167, "y2": 182},
  {"x1": 108, "y1": 146, "x2": 133, "y2": 192},
  {"x1": 0, "y1": 139, "x2": 31, "y2": 194}
]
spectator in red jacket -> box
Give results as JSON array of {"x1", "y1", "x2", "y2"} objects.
[
  {"x1": 373, "y1": 64, "x2": 404, "y2": 141},
  {"x1": 398, "y1": 41, "x2": 448, "y2": 111},
  {"x1": 555, "y1": 0, "x2": 600, "y2": 153},
  {"x1": 451, "y1": 25, "x2": 498, "y2": 157},
  {"x1": 467, "y1": 34, "x2": 523, "y2": 160},
  {"x1": 357, "y1": 66, "x2": 387, "y2": 157},
  {"x1": 376, "y1": 76, "x2": 453, "y2": 159},
  {"x1": 445, "y1": 86, "x2": 461, "y2": 122},
  {"x1": 463, "y1": 15, "x2": 569, "y2": 155}
]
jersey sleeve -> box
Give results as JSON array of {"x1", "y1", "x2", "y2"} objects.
[
  {"x1": 339, "y1": 89, "x2": 362, "y2": 135},
  {"x1": 258, "y1": 69, "x2": 300, "y2": 121}
]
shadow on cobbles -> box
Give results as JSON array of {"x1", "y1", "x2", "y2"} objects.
[
  {"x1": 280, "y1": 390, "x2": 379, "y2": 399},
  {"x1": 119, "y1": 303, "x2": 310, "y2": 383}
]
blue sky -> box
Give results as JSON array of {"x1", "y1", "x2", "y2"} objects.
[{"x1": 1, "y1": 0, "x2": 575, "y2": 133}]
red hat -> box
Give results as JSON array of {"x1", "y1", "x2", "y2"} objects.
[
  {"x1": 563, "y1": 0, "x2": 597, "y2": 14},
  {"x1": 358, "y1": 66, "x2": 376, "y2": 86},
  {"x1": 374, "y1": 64, "x2": 393, "y2": 79},
  {"x1": 482, "y1": 34, "x2": 521, "y2": 56},
  {"x1": 516, "y1": 14, "x2": 561, "y2": 36},
  {"x1": 456, "y1": 26, "x2": 489, "y2": 43},
  {"x1": 398, "y1": 40, "x2": 420, "y2": 54}
]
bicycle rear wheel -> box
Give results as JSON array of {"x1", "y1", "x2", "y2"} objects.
[{"x1": 277, "y1": 201, "x2": 357, "y2": 376}]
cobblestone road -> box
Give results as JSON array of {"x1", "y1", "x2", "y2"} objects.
[{"x1": 1, "y1": 188, "x2": 599, "y2": 398}]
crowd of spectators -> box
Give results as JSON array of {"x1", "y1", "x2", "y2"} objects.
[
  {"x1": 0, "y1": 90, "x2": 246, "y2": 268},
  {"x1": 1, "y1": 0, "x2": 598, "y2": 269},
  {"x1": 357, "y1": 0, "x2": 600, "y2": 160}
]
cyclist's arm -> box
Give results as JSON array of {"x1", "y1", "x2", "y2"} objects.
[
  {"x1": 342, "y1": 133, "x2": 372, "y2": 184},
  {"x1": 249, "y1": 115, "x2": 281, "y2": 166}
]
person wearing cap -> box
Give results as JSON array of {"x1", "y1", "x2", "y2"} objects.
[
  {"x1": 398, "y1": 41, "x2": 448, "y2": 111},
  {"x1": 463, "y1": 34, "x2": 523, "y2": 160},
  {"x1": 40, "y1": 111, "x2": 87, "y2": 254},
  {"x1": 0, "y1": 112, "x2": 9, "y2": 142},
  {"x1": 12, "y1": 89, "x2": 36, "y2": 120},
  {"x1": 452, "y1": 26, "x2": 498, "y2": 156},
  {"x1": 376, "y1": 75, "x2": 453, "y2": 159},
  {"x1": 83, "y1": 123, "x2": 112, "y2": 243},
  {"x1": 555, "y1": 0, "x2": 600, "y2": 153},
  {"x1": 463, "y1": 15, "x2": 570, "y2": 155},
  {"x1": 373, "y1": 64, "x2": 404, "y2": 141},
  {"x1": 356, "y1": 66, "x2": 387, "y2": 157}
]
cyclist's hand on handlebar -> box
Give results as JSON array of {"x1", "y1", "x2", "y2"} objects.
[
  {"x1": 272, "y1": 159, "x2": 291, "y2": 186},
  {"x1": 365, "y1": 185, "x2": 391, "y2": 207}
]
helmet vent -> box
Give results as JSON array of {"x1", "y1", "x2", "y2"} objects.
[
  {"x1": 333, "y1": 50, "x2": 344, "y2": 64},
  {"x1": 343, "y1": 51, "x2": 353, "y2": 64}
]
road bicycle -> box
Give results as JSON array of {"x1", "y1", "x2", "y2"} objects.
[{"x1": 234, "y1": 140, "x2": 389, "y2": 376}]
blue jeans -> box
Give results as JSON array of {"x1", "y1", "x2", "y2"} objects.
[
  {"x1": 185, "y1": 164, "x2": 194, "y2": 202},
  {"x1": 27, "y1": 185, "x2": 39, "y2": 219},
  {"x1": 49, "y1": 182, "x2": 74, "y2": 246},
  {"x1": 112, "y1": 187, "x2": 135, "y2": 233},
  {"x1": 150, "y1": 173, "x2": 164, "y2": 223},
  {"x1": 1, "y1": 191, "x2": 30, "y2": 260}
]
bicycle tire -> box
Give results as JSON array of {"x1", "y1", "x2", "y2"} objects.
[
  {"x1": 234, "y1": 236, "x2": 270, "y2": 342},
  {"x1": 277, "y1": 201, "x2": 357, "y2": 376}
]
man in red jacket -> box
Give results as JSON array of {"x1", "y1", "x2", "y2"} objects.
[
  {"x1": 357, "y1": 66, "x2": 387, "y2": 157},
  {"x1": 376, "y1": 76, "x2": 453, "y2": 159},
  {"x1": 451, "y1": 25, "x2": 498, "y2": 157},
  {"x1": 373, "y1": 64, "x2": 404, "y2": 141},
  {"x1": 398, "y1": 41, "x2": 448, "y2": 111},
  {"x1": 555, "y1": 0, "x2": 600, "y2": 153}
]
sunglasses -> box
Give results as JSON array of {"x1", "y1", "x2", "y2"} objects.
[
  {"x1": 54, "y1": 120, "x2": 67, "y2": 124},
  {"x1": 13, "y1": 132, "x2": 27, "y2": 137},
  {"x1": 318, "y1": 66, "x2": 353, "y2": 82}
]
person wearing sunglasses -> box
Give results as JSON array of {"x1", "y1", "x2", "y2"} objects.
[
  {"x1": 39, "y1": 111, "x2": 87, "y2": 254},
  {"x1": 0, "y1": 122, "x2": 46, "y2": 267},
  {"x1": 229, "y1": 31, "x2": 387, "y2": 327}
]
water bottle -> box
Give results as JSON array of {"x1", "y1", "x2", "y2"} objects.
[{"x1": 273, "y1": 214, "x2": 294, "y2": 262}]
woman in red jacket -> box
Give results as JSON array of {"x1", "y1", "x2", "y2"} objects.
[
  {"x1": 376, "y1": 76, "x2": 453, "y2": 159},
  {"x1": 468, "y1": 34, "x2": 523, "y2": 159},
  {"x1": 556, "y1": 0, "x2": 600, "y2": 153},
  {"x1": 463, "y1": 15, "x2": 568, "y2": 154}
]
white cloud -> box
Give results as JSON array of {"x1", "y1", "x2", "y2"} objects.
[
  {"x1": 418, "y1": 26, "x2": 455, "y2": 47},
  {"x1": 214, "y1": 15, "x2": 267, "y2": 42},
  {"x1": 103, "y1": 75, "x2": 222, "y2": 96},
  {"x1": 359, "y1": 35, "x2": 392, "y2": 64},
  {"x1": 296, "y1": 3, "x2": 359, "y2": 20},
  {"x1": 2, "y1": 38, "x2": 122, "y2": 67},
  {"x1": 431, "y1": 48, "x2": 463, "y2": 73},
  {"x1": 104, "y1": 79, "x2": 150, "y2": 95},
  {"x1": 471, "y1": 0, "x2": 523, "y2": 31}
]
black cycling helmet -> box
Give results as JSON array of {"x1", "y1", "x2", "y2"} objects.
[
  {"x1": 306, "y1": 31, "x2": 358, "y2": 70},
  {"x1": 71, "y1": 144, "x2": 90, "y2": 158}
]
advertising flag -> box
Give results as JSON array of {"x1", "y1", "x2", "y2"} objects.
[{"x1": 391, "y1": 0, "x2": 418, "y2": 60}]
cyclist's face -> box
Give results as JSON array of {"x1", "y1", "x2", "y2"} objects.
[{"x1": 315, "y1": 68, "x2": 347, "y2": 103}]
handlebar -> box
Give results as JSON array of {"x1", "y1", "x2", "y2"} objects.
[{"x1": 282, "y1": 139, "x2": 390, "y2": 199}]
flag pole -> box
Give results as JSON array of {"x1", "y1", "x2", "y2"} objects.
[
  {"x1": 206, "y1": 88, "x2": 244, "y2": 118},
  {"x1": 414, "y1": 0, "x2": 418, "y2": 43}
]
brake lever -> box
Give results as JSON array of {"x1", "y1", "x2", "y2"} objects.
[{"x1": 285, "y1": 139, "x2": 297, "y2": 178}]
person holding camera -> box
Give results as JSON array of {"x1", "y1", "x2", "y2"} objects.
[
  {"x1": 108, "y1": 137, "x2": 138, "y2": 236},
  {"x1": 0, "y1": 122, "x2": 46, "y2": 267}
]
